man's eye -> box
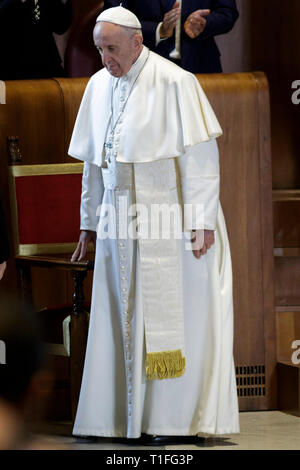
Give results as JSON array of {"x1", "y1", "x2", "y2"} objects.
[{"x1": 108, "y1": 47, "x2": 115, "y2": 52}]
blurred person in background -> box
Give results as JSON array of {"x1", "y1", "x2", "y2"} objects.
[
  {"x1": 0, "y1": 0, "x2": 72, "y2": 80},
  {"x1": 0, "y1": 193, "x2": 10, "y2": 281},
  {"x1": 0, "y1": 296, "x2": 65, "y2": 449}
]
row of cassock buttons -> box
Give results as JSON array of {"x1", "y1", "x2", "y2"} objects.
[
  {"x1": 112, "y1": 82, "x2": 127, "y2": 158},
  {"x1": 119, "y1": 240, "x2": 133, "y2": 417},
  {"x1": 116, "y1": 81, "x2": 133, "y2": 417}
]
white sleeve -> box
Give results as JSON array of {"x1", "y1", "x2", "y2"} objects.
[
  {"x1": 177, "y1": 139, "x2": 220, "y2": 231},
  {"x1": 80, "y1": 162, "x2": 104, "y2": 231}
]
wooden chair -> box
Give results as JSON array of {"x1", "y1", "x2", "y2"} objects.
[{"x1": 8, "y1": 158, "x2": 94, "y2": 421}]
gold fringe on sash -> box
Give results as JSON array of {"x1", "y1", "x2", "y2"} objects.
[{"x1": 146, "y1": 349, "x2": 186, "y2": 380}]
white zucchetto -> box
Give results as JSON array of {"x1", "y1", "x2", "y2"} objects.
[{"x1": 96, "y1": 6, "x2": 142, "y2": 29}]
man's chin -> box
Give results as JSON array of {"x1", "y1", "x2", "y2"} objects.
[{"x1": 106, "y1": 66, "x2": 122, "y2": 77}]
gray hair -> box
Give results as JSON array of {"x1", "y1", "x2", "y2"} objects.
[{"x1": 123, "y1": 26, "x2": 143, "y2": 39}]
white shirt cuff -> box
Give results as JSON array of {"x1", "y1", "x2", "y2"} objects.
[{"x1": 156, "y1": 22, "x2": 168, "y2": 46}]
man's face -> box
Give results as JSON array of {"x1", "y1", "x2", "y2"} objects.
[{"x1": 94, "y1": 22, "x2": 142, "y2": 78}]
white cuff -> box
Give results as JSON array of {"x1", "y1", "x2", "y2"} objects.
[{"x1": 156, "y1": 22, "x2": 168, "y2": 46}]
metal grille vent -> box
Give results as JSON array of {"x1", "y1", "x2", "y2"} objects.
[{"x1": 235, "y1": 365, "x2": 266, "y2": 397}]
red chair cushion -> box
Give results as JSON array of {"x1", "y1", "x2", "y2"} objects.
[{"x1": 15, "y1": 173, "x2": 81, "y2": 244}]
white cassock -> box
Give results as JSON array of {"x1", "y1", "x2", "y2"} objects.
[{"x1": 69, "y1": 46, "x2": 240, "y2": 438}]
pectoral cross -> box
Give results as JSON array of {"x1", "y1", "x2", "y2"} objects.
[{"x1": 104, "y1": 135, "x2": 114, "y2": 163}]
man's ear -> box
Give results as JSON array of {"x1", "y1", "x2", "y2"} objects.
[{"x1": 133, "y1": 34, "x2": 143, "y2": 50}]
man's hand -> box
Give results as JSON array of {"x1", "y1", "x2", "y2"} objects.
[
  {"x1": 160, "y1": 1, "x2": 181, "y2": 39},
  {"x1": 0, "y1": 261, "x2": 7, "y2": 280},
  {"x1": 184, "y1": 9, "x2": 210, "y2": 39},
  {"x1": 191, "y1": 229, "x2": 215, "y2": 260},
  {"x1": 71, "y1": 230, "x2": 96, "y2": 262}
]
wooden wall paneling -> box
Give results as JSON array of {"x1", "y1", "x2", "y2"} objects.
[
  {"x1": 275, "y1": 257, "x2": 300, "y2": 307},
  {"x1": 254, "y1": 71, "x2": 277, "y2": 410},
  {"x1": 53, "y1": 77, "x2": 89, "y2": 162},
  {"x1": 276, "y1": 311, "x2": 300, "y2": 363},
  {"x1": 273, "y1": 189, "x2": 300, "y2": 323},
  {"x1": 276, "y1": 309, "x2": 300, "y2": 416},
  {"x1": 1, "y1": 80, "x2": 65, "y2": 166},
  {"x1": 273, "y1": 191, "x2": 300, "y2": 249},
  {"x1": 277, "y1": 363, "x2": 300, "y2": 417},
  {"x1": 201, "y1": 73, "x2": 265, "y2": 367},
  {"x1": 199, "y1": 72, "x2": 276, "y2": 410},
  {"x1": 247, "y1": 0, "x2": 300, "y2": 189},
  {"x1": 218, "y1": 0, "x2": 300, "y2": 190}
]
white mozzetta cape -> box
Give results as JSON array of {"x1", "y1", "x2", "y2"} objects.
[{"x1": 68, "y1": 48, "x2": 222, "y2": 165}]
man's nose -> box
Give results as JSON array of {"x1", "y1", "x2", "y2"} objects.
[{"x1": 102, "y1": 51, "x2": 110, "y2": 65}]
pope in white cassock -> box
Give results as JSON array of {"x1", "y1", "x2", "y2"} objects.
[{"x1": 69, "y1": 6, "x2": 240, "y2": 441}]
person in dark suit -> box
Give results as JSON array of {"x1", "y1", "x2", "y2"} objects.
[
  {"x1": 103, "y1": 0, "x2": 239, "y2": 73},
  {"x1": 0, "y1": 296, "x2": 68, "y2": 449},
  {"x1": 0, "y1": 0, "x2": 72, "y2": 80},
  {"x1": 0, "y1": 193, "x2": 10, "y2": 281}
]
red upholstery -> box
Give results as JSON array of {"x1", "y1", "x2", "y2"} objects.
[{"x1": 15, "y1": 174, "x2": 81, "y2": 244}]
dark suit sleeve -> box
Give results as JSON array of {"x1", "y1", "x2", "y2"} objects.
[
  {"x1": 0, "y1": 194, "x2": 10, "y2": 264},
  {"x1": 139, "y1": 20, "x2": 161, "y2": 51},
  {"x1": 186, "y1": 0, "x2": 239, "y2": 41},
  {"x1": 0, "y1": 0, "x2": 19, "y2": 13},
  {"x1": 103, "y1": 0, "x2": 120, "y2": 7},
  {"x1": 46, "y1": 0, "x2": 72, "y2": 35}
]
